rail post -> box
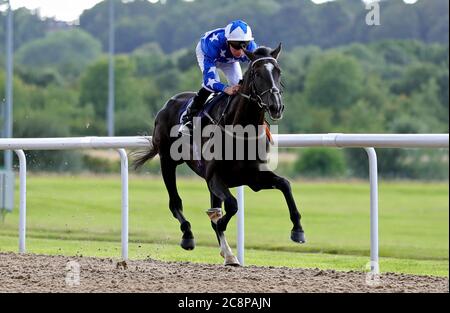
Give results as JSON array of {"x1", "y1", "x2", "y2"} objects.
[
  {"x1": 14, "y1": 150, "x2": 26, "y2": 253},
  {"x1": 364, "y1": 147, "x2": 379, "y2": 274},
  {"x1": 117, "y1": 149, "x2": 129, "y2": 260}
]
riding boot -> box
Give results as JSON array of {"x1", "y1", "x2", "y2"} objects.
[{"x1": 179, "y1": 88, "x2": 212, "y2": 135}]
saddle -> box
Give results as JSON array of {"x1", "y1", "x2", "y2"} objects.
[
  {"x1": 178, "y1": 92, "x2": 274, "y2": 144},
  {"x1": 178, "y1": 92, "x2": 230, "y2": 126}
]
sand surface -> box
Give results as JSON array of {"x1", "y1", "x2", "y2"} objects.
[{"x1": 0, "y1": 252, "x2": 447, "y2": 293}]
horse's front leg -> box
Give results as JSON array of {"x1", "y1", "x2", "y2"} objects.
[
  {"x1": 206, "y1": 177, "x2": 240, "y2": 266},
  {"x1": 207, "y1": 207, "x2": 240, "y2": 266},
  {"x1": 249, "y1": 171, "x2": 306, "y2": 243},
  {"x1": 207, "y1": 174, "x2": 238, "y2": 232}
]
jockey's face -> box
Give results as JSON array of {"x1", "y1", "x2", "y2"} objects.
[{"x1": 229, "y1": 44, "x2": 245, "y2": 58}]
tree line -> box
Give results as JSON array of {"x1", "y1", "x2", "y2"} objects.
[
  {"x1": 0, "y1": 0, "x2": 448, "y2": 179},
  {"x1": 2, "y1": 0, "x2": 448, "y2": 54}
]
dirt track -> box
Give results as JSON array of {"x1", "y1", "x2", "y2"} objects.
[{"x1": 0, "y1": 252, "x2": 447, "y2": 293}]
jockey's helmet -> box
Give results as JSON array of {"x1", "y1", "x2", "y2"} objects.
[{"x1": 224, "y1": 20, "x2": 254, "y2": 43}]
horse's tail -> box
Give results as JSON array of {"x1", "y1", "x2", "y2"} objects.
[{"x1": 131, "y1": 134, "x2": 159, "y2": 170}]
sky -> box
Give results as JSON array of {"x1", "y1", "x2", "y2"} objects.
[
  {"x1": 3, "y1": 0, "x2": 419, "y2": 22},
  {"x1": 8, "y1": 0, "x2": 104, "y2": 22}
]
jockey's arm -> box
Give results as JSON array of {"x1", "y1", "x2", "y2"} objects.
[{"x1": 202, "y1": 56, "x2": 227, "y2": 93}]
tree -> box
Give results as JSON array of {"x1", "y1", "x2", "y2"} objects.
[
  {"x1": 115, "y1": 16, "x2": 154, "y2": 53},
  {"x1": 390, "y1": 63, "x2": 441, "y2": 96},
  {"x1": 294, "y1": 147, "x2": 346, "y2": 178},
  {"x1": 15, "y1": 29, "x2": 102, "y2": 80},
  {"x1": 304, "y1": 52, "x2": 364, "y2": 123},
  {"x1": 131, "y1": 42, "x2": 173, "y2": 77},
  {"x1": 79, "y1": 56, "x2": 151, "y2": 136},
  {"x1": 0, "y1": 7, "x2": 48, "y2": 52}
]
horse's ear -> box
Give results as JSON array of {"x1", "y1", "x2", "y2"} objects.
[
  {"x1": 271, "y1": 43, "x2": 282, "y2": 59},
  {"x1": 244, "y1": 49, "x2": 256, "y2": 62}
]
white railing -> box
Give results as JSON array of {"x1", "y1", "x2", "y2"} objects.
[
  {"x1": 1, "y1": 134, "x2": 448, "y2": 273},
  {"x1": 1, "y1": 136, "x2": 149, "y2": 261}
]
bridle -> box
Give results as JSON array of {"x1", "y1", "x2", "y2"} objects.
[
  {"x1": 207, "y1": 56, "x2": 282, "y2": 137},
  {"x1": 239, "y1": 56, "x2": 282, "y2": 109},
  {"x1": 205, "y1": 56, "x2": 282, "y2": 142}
]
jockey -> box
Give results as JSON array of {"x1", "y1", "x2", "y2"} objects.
[{"x1": 179, "y1": 20, "x2": 258, "y2": 134}]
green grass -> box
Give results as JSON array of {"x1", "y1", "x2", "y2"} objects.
[
  {"x1": 0, "y1": 236, "x2": 447, "y2": 276},
  {"x1": 0, "y1": 175, "x2": 448, "y2": 276}
]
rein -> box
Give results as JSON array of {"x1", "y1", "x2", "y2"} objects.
[
  {"x1": 203, "y1": 56, "x2": 280, "y2": 142},
  {"x1": 205, "y1": 95, "x2": 268, "y2": 141}
]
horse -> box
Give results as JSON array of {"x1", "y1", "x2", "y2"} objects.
[{"x1": 132, "y1": 44, "x2": 305, "y2": 266}]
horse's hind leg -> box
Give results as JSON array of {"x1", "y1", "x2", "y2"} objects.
[{"x1": 160, "y1": 157, "x2": 195, "y2": 250}]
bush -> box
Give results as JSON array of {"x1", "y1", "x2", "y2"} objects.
[
  {"x1": 82, "y1": 154, "x2": 119, "y2": 173},
  {"x1": 294, "y1": 148, "x2": 346, "y2": 178},
  {"x1": 25, "y1": 151, "x2": 84, "y2": 173}
]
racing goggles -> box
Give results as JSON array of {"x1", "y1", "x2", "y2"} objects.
[{"x1": 228, "y1": 41, "x2": 250, "y2": 50}]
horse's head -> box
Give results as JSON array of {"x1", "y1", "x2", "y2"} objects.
[{"x1": 243, "y1": 44, "x2": 284, "y2": 121}]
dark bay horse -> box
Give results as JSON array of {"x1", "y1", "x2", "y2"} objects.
[{"x1": 133, "y1": 45, "x2": 305, "y2": 265}]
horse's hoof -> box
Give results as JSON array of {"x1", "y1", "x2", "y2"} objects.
[
  {"x1": 180, "y1": 238, "x2": 195, "y2": 250},
  {"x1": 224, "y1": 255, "x2": 240, "y2": 267},
  {"x1": 291, "y1": 230, "x2": 306, "y2": 243}
]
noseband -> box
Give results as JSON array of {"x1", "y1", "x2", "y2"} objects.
[{"x1": 240, "y1": 56, "x2": 282, "y2": 109}]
